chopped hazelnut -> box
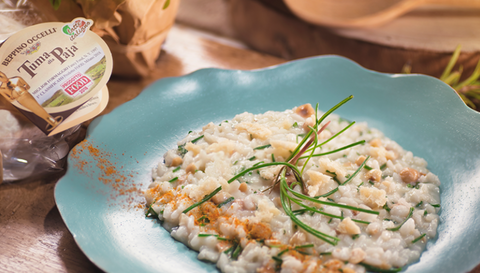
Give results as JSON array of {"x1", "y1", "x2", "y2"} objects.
[
  {"x1": 365, "y1": 169, "x2": 382, "y2": 182},
  {"x1": 399, "y1": 167, "x2": 420, "y2": 183},
  {"x1": 171, "y1": 156, "x2": 183, "y2": 167},
  {"x1": 239, "y1": 183, "x2": 249, "y2": 193},
  {"x1": 355, "y1": 155, "x2": 367, "y2": 166},
  {"x1": 185, "y1": 163, "x2": 197, "y2": 174},
  {"x1": 295, "y1": 103, "x2": 315, "y2": 118}
]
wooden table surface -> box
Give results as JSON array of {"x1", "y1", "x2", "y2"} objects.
[
  {"x1": 0, "y1": 24, "x2": 283, "y2": 273},
  {"x1": 1, "y1": 24, "x2": 479, "y2": 273}
]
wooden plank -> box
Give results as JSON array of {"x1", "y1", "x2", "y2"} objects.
[{"x1": 231, "y1": 0, "x2": 480, "y2": 79}]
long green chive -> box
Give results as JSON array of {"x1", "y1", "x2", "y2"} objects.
[
  {"x1": 412, "y1": 233, "x2": 426, "y2": 244},
  {"x1": 277, "y1": 248, "x2": 289, "y2": 256},
  {"x1": 290, "y1": 197, "x2": 370, "y2": 224},
  {"x1": 310, "y1": 121, "x2": 356, "y2": 152},
  {"x1": 253, "y1": 161, "x2": 265, "y2": 167},
  {"x1": 279, "y1": 174, "x2": 339, "y2": 245},
  {"x1": 191, "y1": 135, "x2": 204, "y2": 143},
  {"x1": 387, "y1": 207, "x2": 414, "y2": 231},
  {"x1": 145, "y1": 203, "x2": 158, "y2": 217},
  {"x1": 254, "y1": 144, "x2": 271, "y2": 150},
  {"x1": 168, "y1": 177, "x2": 178, "y2": 183},
  {"x1": 271, "y1": 154, "x2": 275, "y2": 162},
  {"x1": 172, "y1": 166, "x2": 181, "y2": 173},
  {"x1": 224, "y1": 246, "x2": 233, "y2": 254},
  {"x1": 227, "y1": 162, "x2": 302, "y2": 184},
  {"x1": 248, "y1": 156, "x2": 256, "y2": 161},
  {"x1": 364, "y1": 165, "x2": 373, "y2": 170},
  {"x1": 217, "y1": 197, "x2": 235, "y2": 208},
  {"x1": 315, "y1": 156, "x2": 371, "y2": 198},
  {"x1": 272, "y1": 256, "x2": 283, "y2": 263},
  {"x1": 183, "y1": 186, "x2": 222, "y2": 213},
  {"x1": 300, "y1": 140, "x2": 365, "y2": 159},
  {"x1": 320, "y1": 252, "x2": 332, "y2": 256},
  {"x1": 300, "y1": 124, "x2": 321, "y2": 174},
  {"x1": 231, "y1": 244, "x2": 242, "y2": 260},
  {"x1": 288, "y1": 187, "x2": 379, "y2": 215},
  {"x1": 198, "y1": 234, "x2": 228, "y2": 241},
  {"x1": 197, "y1": 234, "x2": 216, "y2": 237},
  {"x1": 359, "y1": 262, "x2": 402, "y2": 273},
  {"x1": 295, "y1": 244, "x2": 314, "y2": 249},
  {"x1": 286, "y1": 96, "x2": 353, "y2": 163}
]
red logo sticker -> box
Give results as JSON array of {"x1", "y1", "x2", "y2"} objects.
[{"x1": 61, "y1": 73, "x2": 92, "y2": 96}]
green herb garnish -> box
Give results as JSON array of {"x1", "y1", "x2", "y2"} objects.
[
  {"x1": 145, "y1": 202, "x2": 158, "y2": 218},
  {"x1": 183, "y1": 186, "x2": 222, "y2": 213},
  {"x1": 198, "y1": 234, "x2": 228, "y2": 241},
  {"x1": 254, "y1": 144, "x2": 271, "y2": 150},
  {"x1": 387, "y1": 207, "x2": 414, "y2": 231},
  {"x1": 217, "y1": 197, "x2": 235, "y2": 208},
  {"x1": 359, "y1": 262, "x2": 402, "y2": 273},
  {"x1": 178, "y1": 144, "x2": 187, "y2": 156},
  {"x1": 192, "y1": 135, "x2": 204, "y2": 143},
  {"x1": 231, "y1": 243, "x2": 242, "y2": 260},
  {"x1": 295, "y1": 244, "x2": 314, "y2": 249},
  {"x1": 172, "y1": 166, "x2": 181, "y2": 173},
  {"x1": 412, "y1": 234, "x2": 426, "y2": 244},
  {"x1": 168, "y1": 177, "x2": 178, "y2": 183}
]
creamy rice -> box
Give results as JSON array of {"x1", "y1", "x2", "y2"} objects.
[{"x1": 144, "y1": 103, "x2": 440, "y2": 273}]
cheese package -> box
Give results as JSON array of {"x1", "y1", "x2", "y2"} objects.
[{"x1": 0, "y1": 16, "x2": 112, "y2": 182}]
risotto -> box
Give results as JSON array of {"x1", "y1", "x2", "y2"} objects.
[{"x1": 144, "y1": 98, "x2": 440, "y2": 273}]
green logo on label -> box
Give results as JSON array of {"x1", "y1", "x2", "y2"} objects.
[
  {"x1": 61, "y1": 19, "x2": 92, "y2": 41},
  {"x1": 62, "y1": 25, "x2": 74, "y2": 36}
]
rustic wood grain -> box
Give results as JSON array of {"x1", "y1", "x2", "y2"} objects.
[
  {"x1": 0, "y1": 24, "x2": 283, "y2": 273},
  {"x1": 230, "y1": 0, "x2": 480, "y2": 79}
]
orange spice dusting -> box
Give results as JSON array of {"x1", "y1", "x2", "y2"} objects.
[{"x1": 70, "y1": 139, "x2": 146, "y2": 208}]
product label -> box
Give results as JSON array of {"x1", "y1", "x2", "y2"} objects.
[{"x1": 0, "y1": 18, "x2": 112, "y2": 136}]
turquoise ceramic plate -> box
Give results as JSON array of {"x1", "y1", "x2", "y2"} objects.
[{"x1": 55, "y1": 55, "x2": 480, "y2": 273}]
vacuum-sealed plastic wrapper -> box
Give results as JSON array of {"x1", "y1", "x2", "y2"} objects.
[{"x1": 0, "y1": 96, "x2": 83, "y2": 182}]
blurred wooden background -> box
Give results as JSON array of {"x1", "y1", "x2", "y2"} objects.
[{"x1": 177, "y1": 0, "x2": 480, "y2": 78}]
